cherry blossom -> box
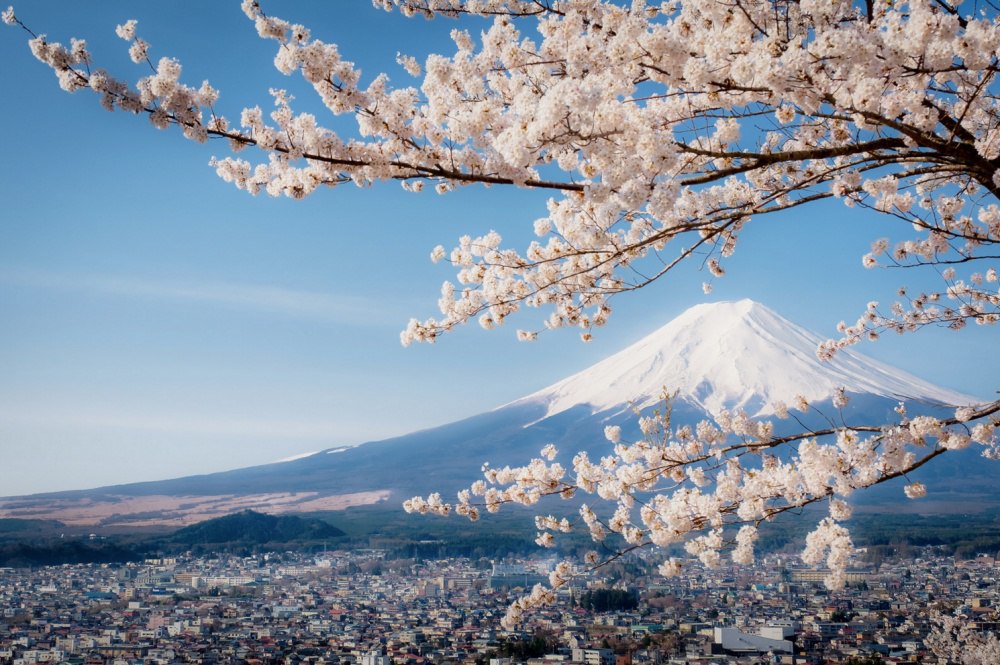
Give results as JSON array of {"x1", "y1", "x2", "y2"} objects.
[
  {"x1": 406, "y1": 393, "x2": 1000, "y2": 627},
  {"x1": 927, "y1": 610, "x2": 1000, "y2": 665}
]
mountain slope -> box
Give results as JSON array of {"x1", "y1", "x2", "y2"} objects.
[{"x1": 0, "y1": 299, "x2": 990, "y2": 527}]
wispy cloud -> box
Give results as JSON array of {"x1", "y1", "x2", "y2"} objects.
[
  {"x1": 0, "y1": 267, "x2": 389, "y2": 324},
  {"x1": 0, "y1": 406, "x2": 380, "y2": 441}
]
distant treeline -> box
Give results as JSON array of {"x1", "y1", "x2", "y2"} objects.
[
  {"x1": 1, "y1": 507, "x2": 999, "y2": 567},
  {"x1": 851, "y1": 511, "x2": 1000, "y2": 561},
  {"x1": 0, "y1": 540, "x2": 147, "y2": 567}
]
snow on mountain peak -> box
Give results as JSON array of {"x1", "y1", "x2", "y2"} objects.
[{"x1": 512, "y1": 299, "x2": 979, "y2": 419}]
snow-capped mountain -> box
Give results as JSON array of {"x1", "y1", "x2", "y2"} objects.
[
  {"x1": 511, "y1": 298, "x2": 978, "y2": 420},
  {"x1": 0, "y1": 299, "x2": 988, "y2": 526}
]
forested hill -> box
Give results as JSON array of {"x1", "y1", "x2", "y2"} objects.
[{"x1": 168, "y1": 510, "x2": 344, "y2": 546}]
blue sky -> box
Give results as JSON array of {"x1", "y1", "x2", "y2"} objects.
[{"x1": 1, "y1": 1, "x2": 995, "y2": 497}]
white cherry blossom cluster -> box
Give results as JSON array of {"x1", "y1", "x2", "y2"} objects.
[
  {"x1": 800, "y1": 518, "x2": 854, "y2": 590},
  {"x1": 821, "y1": 261, "x2": 1000, "y2": 359},
  {"x1": 926, "y1": 610, "x2": 1000, "y2": 665},
  {"x1": 406, "y1": 393, "x2": 1000, "y2": 624},
  {"x1": 8, "y1": 0, "x2": 999, "y2": 346},
  {"x1": 377, "y1": 1, "x2": 553, "y2": 19}
]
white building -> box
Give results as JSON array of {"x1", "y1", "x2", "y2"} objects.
[{"x1": 714, "y1": 627, "x2": 793, "y2": 655}]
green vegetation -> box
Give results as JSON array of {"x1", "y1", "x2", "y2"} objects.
[
  {"x1": 0, "y1": 540, "x2": 146, "y2": 567},
  {"x1": 0, "y1": 518, "x2": 65, "y2": 533},
  {"x1": 852, "y1": 510, "x2": 1000, "y2": 562},
  {"x1": 752, "y1": 508, "x2": 1000, "y2": 561},
  {"x1": 168, "y1": 510, "x2": 344, "y2": 547},
  {"x1": 0, "y1": 511, "x2": 347, "y2": 566},
  {"x1": 578, "y1": 588, "x2": 640, "y2": 612},
  {"x1": 477, "y1": 630, "x2": 560, "y2": 664},
  {"x1": 316, "y1": 505, "x2": 540, "y2": 560}
]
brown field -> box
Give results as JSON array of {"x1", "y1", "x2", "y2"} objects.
[{"x1": 0, "y1": 490, "x2": 391, "y2": 528}]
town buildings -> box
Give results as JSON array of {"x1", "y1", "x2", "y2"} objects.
[{"x1": 0, "y1": 549, "x2": 997, "y2": 665}]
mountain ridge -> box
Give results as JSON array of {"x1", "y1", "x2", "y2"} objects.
[{"x1": 1, "y1": 299, "x2": 992, "y2": 527}]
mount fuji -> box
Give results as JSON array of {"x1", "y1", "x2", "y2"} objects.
[
  {"x1": 509, "y1": 298, "x2": 974, "y2": 420},
  {"x1": 0, "y1": 299, "x2": 989, "y2": 528}
]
